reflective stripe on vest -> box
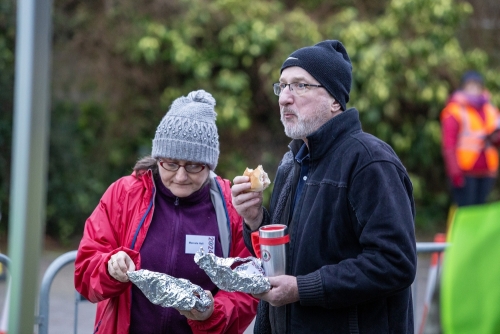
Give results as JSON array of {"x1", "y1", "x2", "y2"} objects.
[{"x1": 455, "y1": 104, "x2": 499, "y2": 171}]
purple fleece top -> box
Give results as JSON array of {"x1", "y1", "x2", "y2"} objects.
[{"x1": 129, "y1": 174, "x2": 222, "y2": 334}]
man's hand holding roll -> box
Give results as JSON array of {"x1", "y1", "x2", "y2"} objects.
[
  {"x1": 231, "y1": 175, "x2": 264, "y2": 231},
  {"x1": 231, "y1": 166, "x2": 269, "y2": 230}
]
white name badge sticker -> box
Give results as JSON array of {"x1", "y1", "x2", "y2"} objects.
[{"x1": 185, "y1": 235, "x2": 216, "y2": 254}]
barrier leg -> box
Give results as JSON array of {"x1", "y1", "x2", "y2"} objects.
[
  {"x1": 417, "y1": 233, "x2": 446, "y2": 334},
  {"x1": 0, "y1": 278, "x2": 10, "y2": 334}
]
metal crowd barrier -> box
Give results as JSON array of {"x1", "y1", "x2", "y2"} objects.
[
  {"x1": 416, "y1": 242, "x2": 448, "y2": 254},
  {"x1": 0, "y1": 250, "x2": 85, "y2": 334},
  {"x1": 36, "y1": 250, "x2": 79, "y2": 334},
  {"x1": 0, "y1": 255, "x2": 11, "y2": 271},
  {"x1": 414, "y1": 241, "x2": 449, "y2": 334},
  {"x1": 0, "y1": 254, "x2": 10, "y2": 333}
]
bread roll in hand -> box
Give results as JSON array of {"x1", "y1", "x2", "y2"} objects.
[{"x1": 243, "y1": 165, "x2": 271, "y2": 192}]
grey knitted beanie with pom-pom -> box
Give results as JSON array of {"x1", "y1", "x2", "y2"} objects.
[{"x1": 152, "y1": 90, "x2": 220, "y2": 170}]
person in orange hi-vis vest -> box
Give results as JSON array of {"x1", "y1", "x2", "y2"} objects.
[{"x1": 441, "y1": 70, "x2": 500, "y2": 207}]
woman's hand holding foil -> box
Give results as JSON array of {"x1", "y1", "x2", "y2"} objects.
[
  {"x1": 178, "y1": 290, "x2": 215, "y2": 321},
  {"x1": 108, "y1": 251, "x2": 136, "y2": 282}
]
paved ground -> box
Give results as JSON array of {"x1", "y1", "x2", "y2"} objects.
[{"x1": 0, "y1": 247, "x2": 441, "y2": 334}]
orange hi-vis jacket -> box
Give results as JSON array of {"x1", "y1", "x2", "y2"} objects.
[{"x1": 441, "y1": 101, "x2": 499, "y2": 172}]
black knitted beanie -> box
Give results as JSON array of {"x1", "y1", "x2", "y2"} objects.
[{"x1": 280, "y1": 40, "x2": 352, "y2": 111}]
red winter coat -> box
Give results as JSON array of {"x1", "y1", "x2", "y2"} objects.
[{"x1": 74, "y1": 170, "x2": 257, "y2": 333}]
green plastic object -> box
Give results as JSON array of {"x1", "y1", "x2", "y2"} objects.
[{"x1": 441, "y1": 201, "x2": 500, "y2": 333}]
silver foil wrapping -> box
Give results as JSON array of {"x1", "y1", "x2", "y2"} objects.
[
  {"x1": 127, "y1": 269, "x2": 212, "y2": 312},
  {"x1": 194, "y1": 248, "x2": 271, "y2": 294}
]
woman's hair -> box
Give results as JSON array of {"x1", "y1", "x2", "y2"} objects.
[{"x1": 133, "y1": 156, "x2": 158, "y2": 177}]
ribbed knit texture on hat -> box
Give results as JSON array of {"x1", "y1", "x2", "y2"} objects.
[
  {"x1": 152, "y1": 90, "x2": 220, "y2": 170},
  {"x1": 280, "y1": 40, "x2": 352, "y2": 111}
]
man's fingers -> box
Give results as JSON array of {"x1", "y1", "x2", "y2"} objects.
[
  {"x1": 233, "y1": 175, "x2": 250, "y2": 185},
  {"x1": 231, "y1": 183, "x2": 252, "y2": 197}
]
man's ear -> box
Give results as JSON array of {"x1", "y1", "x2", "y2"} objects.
[{"x1": 331, "y1": 100, "x2": 342, "y2": 113}]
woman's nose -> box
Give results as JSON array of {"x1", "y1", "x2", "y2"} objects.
[{"x1": 175, "y1": 166, "x2": 189, "y2": 181}]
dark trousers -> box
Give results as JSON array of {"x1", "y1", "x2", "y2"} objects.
[{"x1": 451, "y1": 176, "x2": 496, "y2": 207}]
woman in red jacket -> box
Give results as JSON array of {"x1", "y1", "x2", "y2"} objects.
[
  {"x1": 441, "y1": 71, "x2": 500, "y2": 206},
  {"x1": 74, "y1": 90, "x2": 257, "y2": 333}
]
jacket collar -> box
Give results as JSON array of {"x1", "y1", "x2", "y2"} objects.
[{"x1": 289, "y1": 108, "x2": 361, "y2": 161}]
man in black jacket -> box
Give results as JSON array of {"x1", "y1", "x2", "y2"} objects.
[{"x1": 231, "y1": 40, "x2": 417, "y2": 333}]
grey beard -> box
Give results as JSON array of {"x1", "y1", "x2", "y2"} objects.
[{"x1": 281, "y1": 106, "x2": 331, "y2": 139}]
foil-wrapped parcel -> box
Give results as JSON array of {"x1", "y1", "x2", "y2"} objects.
[
  {"x1": 194, "y1": 248, "x2": 271, "y2": 294},
  {"x1": 127, "y1": 269, "x2": 212, "y2": 312}
]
